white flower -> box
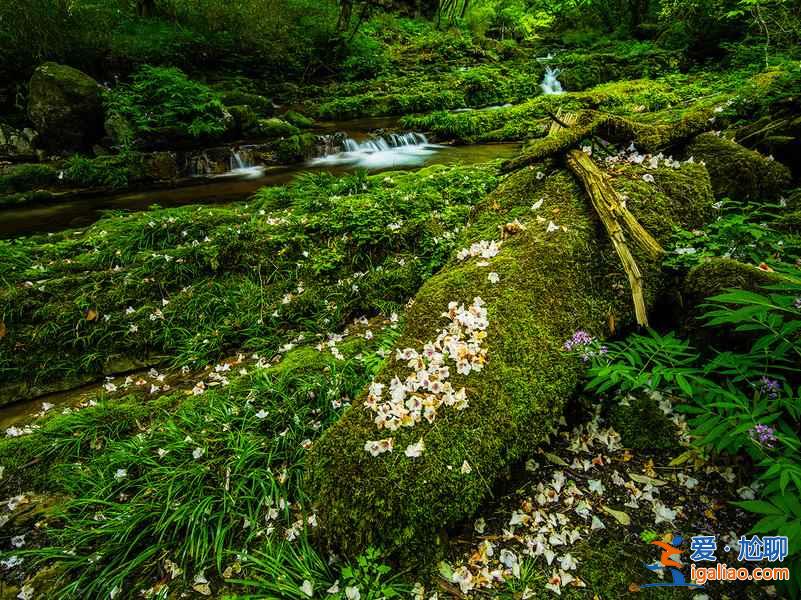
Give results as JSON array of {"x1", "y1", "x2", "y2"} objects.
[
  {"x1": 17, "y1": 584, "x2": 34, "y2": 600},
  {"x1": 653, "y1": 501, "x2": 677, "y2": 524},
  {"x1": 488, "y1": 272, "x2": 499, "y2": 284},
  {"x1": 452, "y1": 566, "x2": 474, "y2": 594},
  {"x1": 300, "y1": 579, "x2": 314, "y2": 597},
  {"x1": 500, "y1": 548, "x2": 520, "y2": 578},
  {"x1": 546, "y1": 221, "x2": 560, "y2": 233},
  {"x1": 405, "y1": 439, "x2": 425, "y2": 458},
  {"x1": 255, "y1": 409, "x2": 269, "y2": 419},
  {"x1": 157, "y1": 448, "x2": 168, "y2": 458},
  {"x1": 531, "y1": 198, "x2": 544, "y2": 210},
  {"x1": 345, "y1": 586, "x2": 361, "y2": 600},
  {"x1": 192, "y1": 447, "x2": 205, "y2": 460},
  {"x1": 460, "y1": 460, "x2": 472, "y2": 474},
  {"x1": 364, "y1": 438, "x2": 394, "y2": 456},
  {"x1": 559, "y1": 553, "x2": 578, "y2": 571},
  {"x1": 588, "y1": 479, "x2": 605, "y2": 495},
  {"x1": 642, "y1": 173, "x2": 655, "y2": 183},
  {"x1": 327, "y1": 581, "x2": 340, "y2": 594},
  {"x1": 10, "y1": 535, "x2": 25, "y2": 548},
  {"x1": 114, "y1": 469, "x2": 127, "y2": 481},
  {"x1": 545, "y1": 571, "x2": 562, "y2": 595}
]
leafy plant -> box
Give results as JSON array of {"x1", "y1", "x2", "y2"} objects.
[
  {"x1": 231, "y1": 542, "x2": 410, "y2": 599},
  {"x1": 574, "y1": 275, "x2": 801, "y2": 594},
  {"x1": 666, "y1": 197, "x2": 801, "y2": 270},
  {"x1": 104, "y1": 66, "x2": 230, "y2": 142}
]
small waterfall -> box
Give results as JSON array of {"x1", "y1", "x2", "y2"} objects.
[
  {"x1": 186, "y1": 147, "x2": 265, "y2": 178},
  {"x1": 230, "y1": 150, "x2": 246, "y2": 170},
  {"x1": 540, "y1": 67, "x2": 564, "y2": 95},
  {"x1": 228, "y1": 148, "x2": 264, "y2": 178},
  {"x1": 309, "y1": 132, "x2": 441, "y2": 170}
]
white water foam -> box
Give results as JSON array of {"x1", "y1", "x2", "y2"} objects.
[{"x1": 309, "y1": 132, "x2": 443, "y2": 170}]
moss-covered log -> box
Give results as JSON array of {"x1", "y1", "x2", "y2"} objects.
[
  {"x1": 501, "y1": 103, "x2": 719, "y2": 172},
  {"x1": 685, "y1": 132, "x2": 792, "y2": 200},
  {"x1": 305, "y1": 158, "x2": 715, "y2": 558}
]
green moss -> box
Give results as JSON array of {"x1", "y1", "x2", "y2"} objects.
[
  {"x1": 282, "y1": 110, "x2": 313, "y2": 128},
  {"x1": 255, "y1": 117, "x2": 300, "y2": 139},
  {"x1": 305, "y1": 160, "x2": 715, "y2": 559},
  {"x1": 0, "y1": 163, "x2": 500, "y2": 398},
  {"x1": 0, "y1": 395, "x2": 164, "y2": 495},
  {"x1": 686, "y1": 132, "x2": 792, "y2": 200},
  {"x1": 219, "y1": 90, "x2": 273, "y2": 113},
  {"x1": 273, "y1": 133, "x2": 317, "y2": 163},
  {"x1": 609, "y1": 396, "x2": 678, "y2": 450},
  {"x1": 680, "y1": 258, "x2": 787, "y2": 344},
  {"x1": 228, "y1": 104, "x2": 259, "y2": 135},
  {"x1": 0, "y1": 164, "x2": 58, "y2": 194}
]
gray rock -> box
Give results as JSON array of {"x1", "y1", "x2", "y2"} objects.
[{"x1": 28, "y1": 62, "x2": 104, "y2": 152}]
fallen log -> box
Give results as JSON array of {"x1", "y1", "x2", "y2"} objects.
[
  {"x1": 305, "y1": 156, "x2": 714, "y2": 559},
  {"x1": 566, "y1": 149, "x2": 663, "y2": 326}
]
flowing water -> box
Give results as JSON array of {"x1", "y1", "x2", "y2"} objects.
[
  {"x1": 308, "y1": 132, "x2": 441, "y2": 169},
  {"x1": 540, "y1": 66, "x2": 564, "y2": 95},
  {"x1": 1, "y1": 139, "x2": 519, "y2": 237}
]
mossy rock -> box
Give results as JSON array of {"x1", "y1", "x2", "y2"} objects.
[
  {"x1": 227, "y1": 105, "x2": 259, "y2": 136},
  {"x1": 305, "y1": 160, "x2": 714, "y2": 560},
  {"x1": 680, "y1": 257, "x2": 787, "y2": 348},
  {"x1": 273, "y1": 133, "x2": 317, "y2": 163},
  {"x1": 282, "y1": 110, "x2": 314, "y2": 129},
  {"x1": 0, "y1": 163, "x2": 58, "y2": 194},
  {"x1": 219, "y1": 90, "x2": 274, "y2": 113},
  {"x1": 686, "y1": 132, "x2": 791, "y2": 200},
  {"x1": 28, "y1": 62, "x2": 104, "y2": 152},
  {"x1": 254, "y1": 117, "x2": 300, "y2": 140},
  {"x1": 609, "y1": 396, "x2": 678, "y2": 450}
]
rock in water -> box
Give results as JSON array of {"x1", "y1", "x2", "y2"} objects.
[{"x1": 28, "y1": 63, "x2": 103, "y2": 153}]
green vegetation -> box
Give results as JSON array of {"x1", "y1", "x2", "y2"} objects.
[
  {"x1": 103, "y1": 66, "x2": 230, "y2": 144},
  {"x1": 0, "y1": 164, "x2": 498, "y2": 397},
  {"x1": 1, "y1": 0, "x2": 800, "y2": 598}
]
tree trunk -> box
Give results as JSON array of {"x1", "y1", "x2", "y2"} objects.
[{"x1": 306, "y1": 151, "x2": 715, "y2": 559}]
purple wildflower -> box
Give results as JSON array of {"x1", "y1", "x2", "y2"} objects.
[
  {"x1": 564, "y1": 330, "x2": 594, "y2": 351},
  {"x1": 749, "y1": 424, "x2": 778, "y2": 447},
  {"x1": 756, "y1": 377, "x2": 781, "y2": 400}
]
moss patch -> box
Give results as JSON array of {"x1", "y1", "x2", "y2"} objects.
[
  {"x1": 686, "y1": 132, "x2": 792, "y2": 200},
  {"x1": 609, "y1": 396, "x2": 678, "y2": 451},
  {"x1": 305, "y1": 159, "x2": 715, "y2": 560}
]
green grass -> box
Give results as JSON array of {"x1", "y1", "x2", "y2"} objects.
[{"x1": 0, "y1": 163, "x2": 500, "y2": 395}]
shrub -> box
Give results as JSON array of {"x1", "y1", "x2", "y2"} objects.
[
  {"x1": 63, "y1": 153, "x2": 142, "y2": 190},
  {"x1": 341, "y1": 34, "x2": 390, "y2": 81},
  {"x1": 104, "y1": 66, "x2": 231, "y2": 143},
  {"x1": 576, "y1": 277, "x2": 801, "y2": 596}
]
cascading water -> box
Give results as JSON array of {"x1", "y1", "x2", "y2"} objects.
[
  {"x1": 309, "y1": 132, "x2": 441, "y2": 169},
  {"x1": 540, "y1": 66, "x2": 564, "y2": 95},
  {"x1": 229, "y1": 149, "x2": 265, "y2": 178}
]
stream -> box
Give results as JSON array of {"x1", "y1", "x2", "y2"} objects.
[
  {"x1": 0, "y1": 124, "x2": 519, "y2": 425},
  {"x1": 1, "y1": 120, "x2": 520, "y2": 238}
]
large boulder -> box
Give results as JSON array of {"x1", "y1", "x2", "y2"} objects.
[{"x1": 27, "y1": 63, "x2": 103, "y2": 153}]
